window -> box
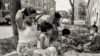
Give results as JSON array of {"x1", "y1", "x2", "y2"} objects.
[
  {"x1": 47, "y1": 0, "x2": 49, "y2": 4},
  {"x1": 24, "y1": 0, "x2": 29, "y2": 4},
  {"x1": 5, "y1": 3, "x2": 8, "y2": 10},
  {"x1": 44, "y1": 0, "x2": 47, "y2": 4},
  {"x1": 38, "y1": 2, "x2": 41, "y2": 7},
  {"x1": 44, "y1": 6, "x2": 47, "y2": 10}
]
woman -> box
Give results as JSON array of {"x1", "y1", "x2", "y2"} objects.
[
  {"x1": 15, "y1": 7, "x2": 37, "y2": 30},
  {"x1": 16, "y1": 7, "x2": 39, "y2": 56}
]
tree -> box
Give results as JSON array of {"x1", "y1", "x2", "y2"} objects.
[
  {"x1": 0, "y1": 0, "x2": 2, "y2": 9},
  {"x1": 61, "y1": 11, "x2": 69, "y2": 18},
  {"x1": 9, "y1": 0, "x2": 21, "y2": 50},
  {"x1": 78, "y1": 2, "x2": 86, "y2": 20},
  {"x1": 69, "y1": 0, "x2": 74, "y2": 24},
  {"x1": 68, "y1": 9, "x2": 72, "y2": 19}
]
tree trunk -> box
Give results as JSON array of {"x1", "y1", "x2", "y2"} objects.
[
  {"x1": 0, "y1": 0, "x2": 2, "y2": 9},
  {"x1": 71, "y1": 7, "x2": 74, "y2": 24},
  {"x1": 9, "y1": 0, "x2": 21, "y2": 50},
  {"x1": 69, "y1": 0, "x2": 74, "y2": 25}
]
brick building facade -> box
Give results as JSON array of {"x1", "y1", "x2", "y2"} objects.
[
  {"x1": 21, "y1": 0, "x2": 56, "y2": 14},
  {"x1": 87, "y1": 0, "x2": 100, "y2": 27}
]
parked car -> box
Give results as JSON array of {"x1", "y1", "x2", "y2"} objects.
[
  {"x1": 4, "y1": 14, "x2": 11, "y2": 25},
  {"x1": 0, "y1": 10, "x2": 11, "y2": 25},
  {"x1": 60, "y1": 18, "x2": 71, "y2": 27},
  {"x1": 74, "y1": 20, "x2": 86, "y2": 26}
]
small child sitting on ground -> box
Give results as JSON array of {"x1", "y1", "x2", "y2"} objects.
[
  {"x1": 83, "y1": 25, "x2": 100, "y2": 53},
  {"x1": 60, "y1": 28, "x2": 84, "y2": 52},
  {"x1": 60, "y1": 28, "x2": 72, "y2": 53}
]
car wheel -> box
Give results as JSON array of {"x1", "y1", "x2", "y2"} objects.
[{"x1": 7, "y1": 20, "x2": 11, "y2": 25}]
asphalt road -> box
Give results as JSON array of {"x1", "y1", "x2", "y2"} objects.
[{"x1": 0, "y1": 25, "x2": 13, "y2": 39}]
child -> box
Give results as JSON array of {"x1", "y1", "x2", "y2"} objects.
[
  {"x1": 36, "y1": 22, "x2": 58, "y2": 56},
  {"x1": 37, "y1": 22, "x2": 53, "y2": 49},
  {"x1": 61, "y1": 28, "x2": 71, "y2": 44},
  {"x1": 60, "y1": 28, "x2": 72, "y2": 53},
  {"x1": 61, "y1": 28, "x2": 84, "y2": 53},
  {"x1": 50, "y1": 12, "x2": 62, "y2": 41},
  {"x1": 84, "y1": 25, "x2": 100, "y2": 52}
]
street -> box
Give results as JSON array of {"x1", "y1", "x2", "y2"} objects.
[{"x1": 0, "y1": 25, "x2": 13, "y2": 39}]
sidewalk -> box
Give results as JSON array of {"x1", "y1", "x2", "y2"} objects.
[{"x1": 63, "y1": 50, "x2": 100, "y2": 56}]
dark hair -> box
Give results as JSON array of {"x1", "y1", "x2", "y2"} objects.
[
  {"x1": 91, "y1": 25, "x2": 98, "y2": 32},
  {"x1": 23, "y1": 7, "x2": 36, "y2": 16},
  {"x1": 29, "y1": 7, "x2": 36, "y2": 14},
  {"x1": 40, "y1": 22, "x2": 53, "y2": 32},
  {"x1": 55, "y1": 12, "x2": 61, "y2": 18},
  {"x1": 62, "y1": 28, "x2": 71, "y2": 36},
  {"x1": 53, "y1": 12, "x2": 61, "y2": 26}
]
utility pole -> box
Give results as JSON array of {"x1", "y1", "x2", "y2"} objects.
[{"x1": 9, "y1": 0, "x2": 21, "y2": 50}]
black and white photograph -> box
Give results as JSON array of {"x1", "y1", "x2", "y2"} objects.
[{"x1": 0, "y1": 0, "x2": 100, "y2": 56}]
